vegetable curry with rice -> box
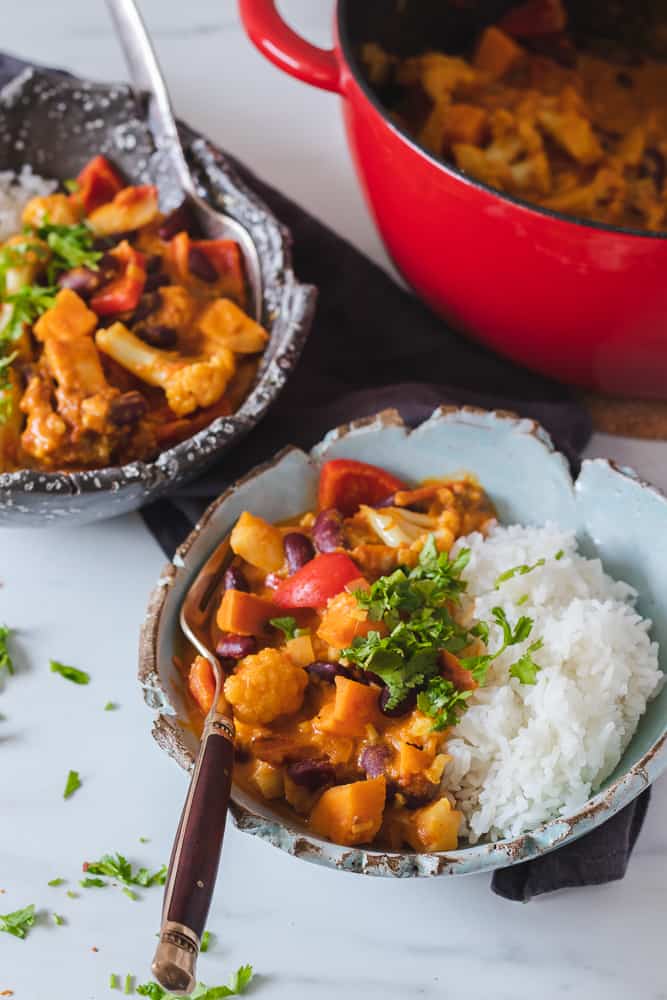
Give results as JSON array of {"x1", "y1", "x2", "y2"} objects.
[
  {"x1": 362, "y1": 0, "x2": 667, "y2": 230},
  {"x1": 185, "y1": 458, "x2": 544, "y2": 852},
  {"x1": 0, "y1": 154, "x2": 269, "y2": 472}
]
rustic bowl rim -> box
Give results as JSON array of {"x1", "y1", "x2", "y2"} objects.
[{"x1": 138, "y1": 405, "x2": 667, "y2": 877}]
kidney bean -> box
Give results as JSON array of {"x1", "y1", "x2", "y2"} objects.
[
  {"x1": 402, "y1": 786, "x2": 438, "y2": 810},
  {"x1": 188, "y1": 245, "x2": 218, "y2": 282},
  {"x1": 144, "y1": 271, "x2": 171, "y2": 292},
  {"x1": 306, "y1": 660, "x2": 354, "y2": 684},
  {"x1": 216, "y1": 633, "x2": 257, "y2": 660},
  {"x1": 283, "y1": 532, "x2": 315, "y2": 573},
  {"x1": 286, "y1": 757, "x2": 335, "y2": 791},
  {"x1": 138, "y1": 324, "x2": 178, "y2": 349},
  {"x1": 312, "y1": 508, "x2": 345, "y2": 553},
  {"x1": 145, "y1": 254, "x2": 162, "y2": 273},
  {"x1": 379, "y1": 686, "x2": 417, "y2": 718},
  {"x1": 359, "y1": 744, "x2": 392, "y2": 779},
  {"x1": 158, "y1": 201, "x2": 198, "y2": 240},
  {"x1": 223, "y1": 564, "x2": 249, "y2": 593},
  {"x1": 109, "y1": 391, "x2": 148, "y2": 426},
  {"x1": 57, "y1": 266, "x2": 101, "y2": 298},
  {"x1": 131, "y1": 292, "x2": 160, "y2": 325}
]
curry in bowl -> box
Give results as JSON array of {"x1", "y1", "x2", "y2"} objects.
[
  {"x1": 183, "y1": 457, "x2": 661, "y2": 852},
  {"x1": 0, "y1": 155, "x2": 268, "y2": 472},
  {"x1": 362, "y1": 0, "x2": 667, "y2": 230}
]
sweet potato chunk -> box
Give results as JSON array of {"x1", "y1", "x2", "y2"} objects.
[
  {"x1": 87, "y1": 185, "x2": 159, "y2": 235},
  {"x1": 230, "y1": 511, "x2": 285, "y2": 573},
  {"x1": 310, "y1": 776, "x2": 386, "y2": 846},
  {"x1": 199, "y1": 298, "x2": 269, "y2": 354},
  {"x1": 444, "y1": 105, "x2": 489, "y2": 147},
  {"x1": 217, "y1": 589, "x2": 279, "y2": 636},
  {"x1": 317, "y1": 591, "x2": 383, "y2": 649},
  {"x1": 224, "y1": 647, "x2": 307, "y2": 724},
  {"x1": 403, "y1": 797, "x2": 462, "y2": 852},
  {"x1": 188, "y1": 654, "x2": 229, "y2": 716},
  {"x1": 332, "y1": 675, "x2": 380, "y2": 731},
  {"x1": 34, "y1": 290, "x2": 97, "y2": 342},
  {"x1": 440, "y1": 649, "x2": 478, "y2": 692},
  {"x1": 473, "y1": 26, "x2": 523, "y2": 80},
  {"x1": 398, "y1": 741, "x2": 435, "y2": 781}
]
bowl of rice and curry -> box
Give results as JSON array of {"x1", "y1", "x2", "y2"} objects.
[
  {"x1": 242, "y1": 0, "x2": 667, "y2": 398},
  {"x1": 141, "y1": 408, "x2": 667, "y2": 876},
  {"x1": 0, "y1": 67, "x2": 314, "y2": 525}
]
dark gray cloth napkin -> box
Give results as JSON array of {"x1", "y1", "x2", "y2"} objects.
[{"x1": 0, "y1": 50, "x2": 648, "y2": 900}]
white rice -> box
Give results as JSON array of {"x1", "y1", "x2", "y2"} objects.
[
  {"x1": 0, "y1": 166, "x2": 56, "y2": 241},
  {"x1": 446, "y1": 523, "x2": 663, "y2": 843}
]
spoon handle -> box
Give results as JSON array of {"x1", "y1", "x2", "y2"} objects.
[
  {"x1": 152, "y1": 714, "x2": 235, "y2": 995},
  {"x1": 104, "y1": 0, "x2": 194, "y2": 194}
]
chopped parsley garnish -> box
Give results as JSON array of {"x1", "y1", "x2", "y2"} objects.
[
  {"x1": 2, "y1": 282, "x2": 57, "y2": 341},
  {"x1": 516, "y1": 594, "x2": 529, "y2": 606},
  {"x1": 104, "y1": 701, "x2": 117, "y2": 711},
  {"x1": 80, "y1": 877, "x2": 107, "y2": 888},
  {"x1": 85, "y1": 852, "x2": 167, "y2": 889},
  {"x1": 495, "y1": 558, "x2": 545, "y2": 588},
  {"x1": 555, "y1": 549, "x2": 565, "y2": 560},
  {"x1": 122, "y1": 888, "x2": 138, "y2": 901},
  {"x1": 63, "y1": 179, "x2": 80, "y2": 194},
  {"x1": 48, "y1": 877, "x2": 64, "y2": 887},
  {"x1": 200, "y1": 929, "x2": 212, "y2": 953},
  {"x1": 53, "y1": 913, "x2": 64, "y2": 926},
  {"x1": 343, "y1": 535, "x2": 543, "y2": 729},
  {"x1": 139, "y1": 837, "x2": 150, "y2": 844},
  {"x1": 63, "y1": 769, "x2": 82, "y2": 800},
  {"x1": 66, "y1": 890, "x2": 77, "y2": 900},
  {"x1": 0, "y1": 625, "x2": 14, "y2": 677},
  {"x1": 110, "y1": 973, "x2": 119, "y2": 990},
  {"x1": 29, "y1": 219, "x2": 101, "y2": 285},
  {"x1": 269, "y1": 616, "x2": 299, "y2": 640},
  {"x1": 509, "y1": 640, "x2": 544, "y2": 685},
  {"x1": 124, "y1": 974, "x2": 133, "y2": 995},
  {"x1": 50, "y1": 660, "x2": 90, "y2": 685},
  {"x1": 0, "y1": 903, "x2": 35, "y2": 939},
  {"x1": 342, "y1": 540, "x2": 471, "y2": 711},
  {"x1": 137, "y1": 964, "x2": 254, "y2": 999}
]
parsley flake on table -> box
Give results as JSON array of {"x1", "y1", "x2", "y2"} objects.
[
  {"x1": 200, "y1": 930, "x2": 212, "y2": 953},
  {"x1": 104, "y1": 701, "x2": 118, "y2": 711},
  {"x1": 0, "y1": 626, "x2": 14, "y2": 678},
  {"x1": 80, "y1": 877, "x2": 107, "y2": 888},
  {"x1": 122, "y1": 888, "x2": 138, "y2": 901},
  {"x1": 0, "y1": 903, "x2": 36, "y2": 940},
  {"x1": 137, "y1": 963, "x2": 253, "y2": 999},
  {"x1": 63, "y1": 769, "x2": 82, "y2": 800},
  {"x1": 50, "y1": 660, "x2": 90, "y2": 685},
  {"x1": 52, "y1": 913, "x2": 64, "y2": 926},
  {"x1": 47, "y1": 877, "x2": 64, "y2": 887},
  {"x1": 85, "y1": 852, "x2": 167, "y2": 889}
]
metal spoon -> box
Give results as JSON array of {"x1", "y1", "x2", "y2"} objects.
[
  {"x1": 105, "y1": 0, "x2": 263, "y2": 320},
  {"x1": 152, "y1": 530, "x2": 237, "y2": 995}
]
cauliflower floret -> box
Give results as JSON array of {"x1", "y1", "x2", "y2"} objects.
[
  {"x1": 164, "y1": 352, "x2": 235, "y2": 416},
  {"x1": 224, "y1": 648, "x2": 308, "y2": 725}
]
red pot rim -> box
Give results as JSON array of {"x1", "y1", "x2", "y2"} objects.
[{"x1": 336, "y1": 0, "x2": 667, "y2": 242}]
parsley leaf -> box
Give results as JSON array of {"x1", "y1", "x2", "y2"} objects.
[
  {"x1": 417, "y1": 677, "x2": 473, "y2": 731},
  {"x1": 30, "y1": 219, "x2": 101, "y2": 284},
  {"x1": 3, "y1": 283, "x2": 57, "y2": 341},
  {"x1": 63, "y1": 769, "x2": 82, "y2": 799},
  {"x1": 269, "y1": 616, "x2": 299, "y2": 640},
  {"x1": 104, "y1": 701, "x2": 117, "y2": 711},
  {"x1": 50, "y1": 660, "x2": 90, "y2": 684},
  {"x1": 122, "y1": 887, "x2": 138, "y2": 901},
  {"x1": 200, "y1": 930, "x2": 212, "y2": 953},
  {"x1": 80, "y1": 877, "x2": 107, "y2": 888},
  {"x1": 48, "y1": 877, "x2": 64, "y2": 887},
  {"x1": 495, "y1": 558, "x2": 545, "y2": 588},
  {"x1": 137, "y1": 965, "x2": 253, "y2": 1000},
  {"x1": 85, "y1": 852, "x2": 167, "y2": 889},
  {"x1": 0, "y1": 625, "x2": 14, "y2": 677},
  {"x1": 509, "y1": 640, "x2": 544, "y2": 685},
  {"x1": 53, "y1": 913, "x2": 65, "y2": 926},
  {"x1": 0, "y1": 903, "x2": 36, "y2": 939}
]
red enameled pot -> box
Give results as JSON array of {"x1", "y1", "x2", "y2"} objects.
[{"x1": 239, "y1": 0, "x2": 667, "y2": 398}]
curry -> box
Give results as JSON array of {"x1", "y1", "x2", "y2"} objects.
[
  {"x1": 362, "y1": 0, "x2": 667, "y2": 230},
  {"x1": 0, "y1": 154, "x2": 268, "y2": 472},
  {"x1": 185, "y1": 457, "x2": 504, "y2": 853}
]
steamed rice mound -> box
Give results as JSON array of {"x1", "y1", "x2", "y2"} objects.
[{"x1": 446, "y1": 523, "x2": 663, "y2": 843}]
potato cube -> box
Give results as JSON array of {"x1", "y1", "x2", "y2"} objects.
[
  {"x1": 230, "y1": 511, "x2": 285, "y2": 572},
  {"x1": 310, "y1": 777, "x2": 386, "y2": 846}
]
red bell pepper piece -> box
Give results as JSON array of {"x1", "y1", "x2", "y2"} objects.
[
  {"x1": 90, "y1": 241, "x2": 147, "y2": 316},
  {"x1": 168, "y1": 233, "x2": 246, "y2": 301},
  {"x1": 273, "y1": 553, "x2": 362, "y2": 609},
  {"x1": 318, "y1": 459, "x2": 407, "y2": 517},
  {"x1": 74, "y1": 155, "x2": 124, "y2": 214},
  {"x1": 499, "y1": 0, "x2": 566, "y2": 37}
]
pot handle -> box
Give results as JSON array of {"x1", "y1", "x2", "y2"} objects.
[{"x1": 238, "y1": 0, "x2": 341, "y2": 93}]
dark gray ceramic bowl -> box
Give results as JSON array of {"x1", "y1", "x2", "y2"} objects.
[{"x1": 0, "y1": 66, "x2": 316, "y2": 526}]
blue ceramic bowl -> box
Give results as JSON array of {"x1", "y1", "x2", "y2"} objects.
[{"x1": 139, "y1": 407, "x2": 667, "y2": 877}]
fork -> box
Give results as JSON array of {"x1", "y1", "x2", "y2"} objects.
[
  {"x1": 105, "y1": 0, "x2": 263, "y2": 320},
  {"x1": 152, "y1": 531, "x2": 236, "y2": 995}
]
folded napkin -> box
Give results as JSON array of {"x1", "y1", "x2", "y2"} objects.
[{"x1": 0, "y1": 51, "x2": 648, "y2": 900}]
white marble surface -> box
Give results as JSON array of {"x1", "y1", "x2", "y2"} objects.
[{"x1": 1, "y1": 2, "x2": 666, "y2": 999}]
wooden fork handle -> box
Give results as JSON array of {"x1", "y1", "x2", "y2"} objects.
[{"x1": 152, "y1": 716, "x2": 235, "y2": 995}]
